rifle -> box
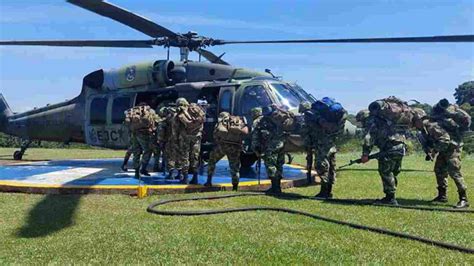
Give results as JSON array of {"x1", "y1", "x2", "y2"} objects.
[
  {"x1": 416, "y1": 131, "x2": 434, "y2": 161},
  {"x1": 338, "y1": 152, "x2": 382, "y2": 169},
  {"x1": 306, "y1": 149, "x2": 313, "y2": 184},
  {"x1": 256, "y1": 157, "x2": 262, "y2": 185}
]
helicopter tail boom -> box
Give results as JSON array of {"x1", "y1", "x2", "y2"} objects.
[{"x1": 0, "y1": 94, "x2": 13, "y2": 132}]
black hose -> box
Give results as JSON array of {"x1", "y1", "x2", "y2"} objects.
[{"x1": 147, "y1": 193, "x2": 474, "y2": 254}]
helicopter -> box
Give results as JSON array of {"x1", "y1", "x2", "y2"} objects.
[{"x1": 0, "y1": 0, "x2": 473, "y2": 166}]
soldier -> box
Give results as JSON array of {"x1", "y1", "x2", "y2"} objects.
[
  {"x1": 124, "y1": 102, "x2": 157, "y2": 178},
  {"x1": 205, "y1": 112, "x2": 249, "y2": 190},
  {"x1": 172, "y1": 98, "x2": 205, "y2": 184},
  {"x1": 303, "y1": 98, "x2": 347, "y2": 199},
  {"x1": 251, "y1": 104, "x2": 294, "y2": 194},
  {"x1": 356, "y1": 109, "x2": 370, "y2": 128},
  {"x1": 420, "y1": 100, "x2": 471, "y2": 208},
  {"x1": 157, "y1": 105, "x2": 177, "y2": 178},
  {"x1": 360, "y1": 97, "x2": 412, "y2": 205}
]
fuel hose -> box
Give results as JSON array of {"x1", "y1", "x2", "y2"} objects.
[{"x1": 147, "y1": 193, "x2": 474, "y2": 254}]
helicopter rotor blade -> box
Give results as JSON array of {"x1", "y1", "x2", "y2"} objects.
[
  {"x1": 213, "y1": 35, "x2": 474, "y2": 45},
  {"x1": 0, "y1": 40, "x2": 155, "y2": 48},
  {"x1": 195, "y1": 48, "x2": 229, "y2": 65},
  {"x1": 67, "y1": 0, "x2": 178, "y2": 38}
]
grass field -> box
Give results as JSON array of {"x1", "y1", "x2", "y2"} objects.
[{"x1": 0, "y1": 148, "x2": 473, "y2": 264}]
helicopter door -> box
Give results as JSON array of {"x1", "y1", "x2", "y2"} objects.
[
  {"x1": 85, "y1": 95, "x2": 132, "y2": 149},
  {"x1": 218, "y1": 86, "x2": 235, "y2": 114}
]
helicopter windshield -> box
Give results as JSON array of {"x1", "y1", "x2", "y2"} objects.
[
  {"x1": 270, "y1": 83, "x2": 302, "y2": 110},
  {"x1": 290, "y1": 83, "x2": 316, "y2": 103}
]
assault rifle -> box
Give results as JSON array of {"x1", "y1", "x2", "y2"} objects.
[
  {"x1": 416, "y1": 131, "x2": 434, "y2": 161},
  {"x1": 338, "y1": 152, "x2": 382, "y2": 169},
  {"x1": 256, "y1": 157, "x2": 262, "y2": 185},
  {"x1": 306, "y1": 148, "x2": 314, "y2": 184}
]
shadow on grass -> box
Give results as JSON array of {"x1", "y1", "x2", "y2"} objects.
[{"x1": 16, "y1": 195, "x2": 81, "y2": 238}]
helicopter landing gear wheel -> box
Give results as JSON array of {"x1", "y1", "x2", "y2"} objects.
[{"x1": 13, "y1": 150, "x2": 23, "y2": 160}]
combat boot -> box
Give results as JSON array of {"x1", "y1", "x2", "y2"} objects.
[
  {"x1": 454, "y1": 191, "x2": 470, "y2": 209},
  {"x1": 204, "y1": 175, "x2": 213, "y2": 187},
  {"x1": 374, "y1": 193, "x2": 398, "y2": 206},
  {"x1": 121, "y1": 164, "x2": 128, "y2": 172},
  {"x1": 265, "y1": 177, "x2": 277, "y2": 194},
  {"x1": 431, "y1": 187, "x2": 448, "y2": 203},
  {"x1": 273, "y1": 178, "x2": 282, "y2": 194},
  {"x1": 232, "y1": 181, "x2": 239, "y2": 191},
  {"x1": 140, "y1": 164, "x2": 151, "y2": 177},
  {"x1": 315, "y1": 184, "x2": 329, "y2": 199},
  {"x1": 152, "y1": 164, "x2": 162, "y2": 173},
  {"x1": 189, "y1": 172, "x2": 199, "y2": 185}
]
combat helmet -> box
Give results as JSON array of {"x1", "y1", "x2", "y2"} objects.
[
  {"x1": 298, "y1": 101, "x2": 311, "y2": 113},
  {"x1": 176, "y1": 98, "x2": 189, "y2": 108},
  {"x1": 250, "y1": 107, "x2": 262, "y2": 120},
  {"x1": 356, "y1": 109, "x2": 370, "y2": 123}
]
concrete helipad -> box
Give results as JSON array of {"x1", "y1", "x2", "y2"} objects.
[{"x1": 0, "y1": 159, "x2": 308, "y2": 195}]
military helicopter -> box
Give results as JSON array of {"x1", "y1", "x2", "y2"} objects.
[{"x1": 0, "y1": 0, "x2": 472, "y2": 166}]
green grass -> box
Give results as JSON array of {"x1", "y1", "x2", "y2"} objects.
[
  {"x1": 0, "y1": 147, "x2": 125, "y2": 161},
  {"x1": 0, "y1": 149, "x2": 473, "y2": 264}
]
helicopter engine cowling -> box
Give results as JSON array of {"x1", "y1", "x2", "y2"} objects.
[{"x1": 84, "y1": 60, "x2": 180, "y2": 90}]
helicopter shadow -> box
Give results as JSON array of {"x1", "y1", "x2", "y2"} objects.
[{"x1": 15, "y1": 168, "x2": 109, "y2": 239}]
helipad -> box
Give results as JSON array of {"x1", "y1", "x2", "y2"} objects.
[{"x1": 0, "y1": 159, "x2": 309, "y2": 194}]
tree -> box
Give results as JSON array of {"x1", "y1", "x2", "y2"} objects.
[{"x1": 454, "y1": 81, "x2": 474, "y2": 105}]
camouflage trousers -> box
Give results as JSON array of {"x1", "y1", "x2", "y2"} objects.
[
  {"x1": 163, "y1": 141, "x2": 176, "y2": 170},
  {"x1": 131, "y1": 132, "x2": 153, "y2": 169},
  {"x1": 150, "y1": 134, "x2": 162, "y2": 169},
  {"x1": 263, "y1": 147, "x2": 285, "y2": 181},
  {"x1": 378, "y1": 153, "x2": 403, "y2": 195},
  {"x1": 177, "y1": 134, "x2": 202, "y2": 174},
  {"x1": 208, "y1": 142, "x2": 242, "y2": 183},
  {"x1": 434, "y1": 146, "x2": 467, "y2": 193},
  {"x1": 316, "y1": 145, "x2": 337, "y2": 185}
]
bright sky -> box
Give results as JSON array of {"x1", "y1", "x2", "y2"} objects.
[{"x1": 1, "y1": 0, "x2": 473, "y2": 113}]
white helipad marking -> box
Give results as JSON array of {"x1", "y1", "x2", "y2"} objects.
[{"x1": 16, "y1": 167, "x2": 104, "y2": 185}]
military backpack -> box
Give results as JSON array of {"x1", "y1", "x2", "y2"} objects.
[
  {"x1": 178, "y1": 103, "x2": 205, "y2": 134},
  {"x1": 124, "y1": 105, "x2": 157, "y2": 133},
  {"x1": 368, "y1": 96, "x2": 413, "y2": 126},
  {"x1": 432, "y1": 102, "x2": 471, "y2": 133},
  {"x1": 214, "y1": 114, "x2": 248, "y2": 144},
  {"x1": 268, "y1": 106, "x2": 295, "y2": 131}
]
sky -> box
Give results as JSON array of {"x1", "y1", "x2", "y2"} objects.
[{"x1": 0, "y1": 0, "x2": 473, "y2": 114}]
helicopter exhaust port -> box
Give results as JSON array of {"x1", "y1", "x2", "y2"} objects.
[{"x1": 82, "y1": 60, "x2": 186, "y2": 91}]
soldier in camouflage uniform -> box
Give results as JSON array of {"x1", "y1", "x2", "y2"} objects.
[
  {"x1": 205, "y1": 112, "x2": 249, "y2": 190},
  {"x1": 360, "y1": 115, "x2": 407, "y2": 205},
  {"x1": 172, "y1": 98, "x2": 204, "y2": 184},
  {"x1": 157, "y1": 106, "x2": 177, "y2": 177},
  {"x1": 418, "y1": 100, "x2": 471, "y2": 208},
  {"x1": 125, "y1": 103, "x2": 156, "y2": 178},
  {"x1": 302, "y1": 99, "x2": 347, "y2": 199},
  {"x1": 251, "y1": 105, "x2": 289, "y2": 194}
]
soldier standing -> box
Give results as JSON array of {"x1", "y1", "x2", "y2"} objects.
[
  {"x1": 205, "y1": 112, "x2": 249, "y2": 190},
  {"x1": 124, "y1": 102, "x2": 157, "y2": 178},
  {"x1": 360, "y1": 97, "x2": 412, "y2": 205},
  {"x1": 251, "y1": 105, "x2": 294, "y2": 194},
  {"x1": 173, "y1": 98, "x2": 205, "y2": 184},
  {"x1": 423, "y1": 99, "x2": 471, "y2": 208},
  {"x1": 157, "y1": 105, "x2": 177, "y2": 178},
  {"x1": 303, "y1": 98, "x2": 347, "y2": 199}
]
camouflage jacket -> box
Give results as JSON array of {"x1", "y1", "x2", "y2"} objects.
[
  {"x1": 420, "y1": 120, "x2": 453, "y2": 152},
  {"x1": 302, "y1": 110, "x2": 347, "y2": 150},
  {"x1": 363, "y1": 116, "x2": 407, "y2": 155},
  {"x1": 251, "y1": 116, "x2": 287, "y2": 154}
]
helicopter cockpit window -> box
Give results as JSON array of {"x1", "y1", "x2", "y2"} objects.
[
  {"x1": 220, "y1": 90, "x2": 232, "y2": 113},
  {"x1": 271, "y1": 83, "x2": 301, "y2": 110},
  {"x1": 241, "y1": 85, "x2": 272, "y2": 115},
  {"x1": 112, "y1": 97, "x2": 132, "y2": 124},
  {"x1": 90, "y1": 98, "x2": 108, "y2": 125}
]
